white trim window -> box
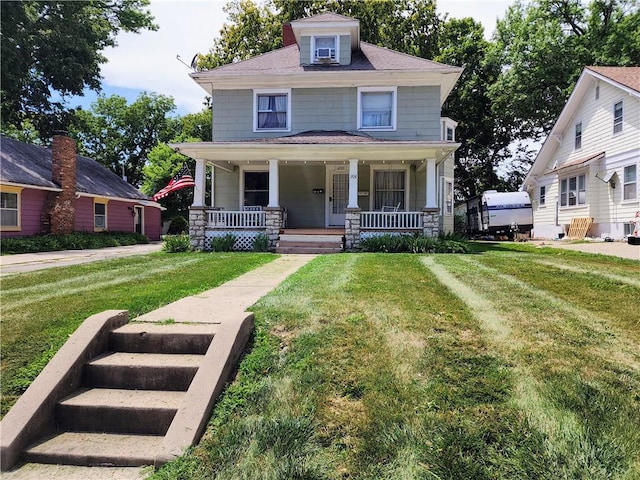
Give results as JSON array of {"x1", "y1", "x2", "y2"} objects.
[
  {"x1": 94, "y1": 201, "x2": 107, "y2": 230},
  {"x1": 358, "y1": 87, "x2": 397, "y2": 131},
  {"x1": 574, "y1": 121, "x2": 582, "y2": 150},
  {"x1": 312, "y1": 35, "x2": 337, "y2": 63},
  {"x1": 560, "y1": 174, "x2": 586, "y2": 207},
  {"x1": 1, "y1": 191, "x2": 20, "y2": 229},
  {"x1": 240, "y1": 166, "x2": 269, "y2": 208},
  {"x1": 623, "y1": 164, "x2": 637, "y2": 201},
  {"x1": 539, "y1": 185, "x2": 546, "y2": 206},
  {"x1": 253, "y1": 89, "x2": 291, "y2": 132},
  {"x1": 613, "y1": 100, "x2": 623, "y2": 135},
  {"x1": 442, "y1": 177, "x2": 454, "y2": 216}
]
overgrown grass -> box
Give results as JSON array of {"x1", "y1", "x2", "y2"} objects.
[
  {"x1": 0, "y1": 252, "x2": 276, "y2": 416},
  {"x1": 149, "y1": 246, "x2": 639, "y2": 480}
]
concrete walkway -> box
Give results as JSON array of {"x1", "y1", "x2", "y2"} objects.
[
  {"x1": 3, "y1": 254, "x2": 316, "y2": 480},
  {"x1": 0, "y1": 243, "x2": 164, "y2": 276}
]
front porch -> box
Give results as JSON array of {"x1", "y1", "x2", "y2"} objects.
[{"x1": 189, "y1": 207, "x2": 440, "y2": 251}]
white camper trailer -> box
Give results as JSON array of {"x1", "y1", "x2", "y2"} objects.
[{"x1": 466, "y1": 191, "x2": 533, "y2": 239}]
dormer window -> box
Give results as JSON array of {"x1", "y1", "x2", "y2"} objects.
[{"x1": 312, "y1": 36, "x2": 337, "y2": 63}]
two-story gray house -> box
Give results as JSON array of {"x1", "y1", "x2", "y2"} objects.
[{"x1": 172, "y1": 12, "x2": 462, "y2": 251}]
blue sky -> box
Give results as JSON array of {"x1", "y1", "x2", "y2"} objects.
[{"x1": 67, "y1": 0, "x2": 514, "y2": 116}]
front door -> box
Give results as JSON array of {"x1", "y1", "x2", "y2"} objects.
[
  {"x1": 133, "y1": 206, "x2": 143, "y2": 234},
  {"x1": 326, "y1": 165, "x2": 348, "y2": 226}
]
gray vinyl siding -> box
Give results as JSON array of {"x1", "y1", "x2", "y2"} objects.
[
  {"x1": 213, "y1": 169, "x2": 240, "y2": 210},
  {"x1": 339, "y1": 35, "x2": 351, "y2": 64},
  {"x1": 280, "y1": 165, "x2": 325, "y2": 227},
  {"x1": 212, "y1": 86, "x2": 442, "y2": 141},
  {"x1": 299, "y1": 36, "x2": 311, "y2": 65}
]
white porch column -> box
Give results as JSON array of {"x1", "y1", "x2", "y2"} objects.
[
  {"x1": 425, "y1": 157, "x2": 438, "y2": 209},
  {"x1": 348, "y1": 158, "x2": 359, "y2": 209},
  {"x1": 210, "y1": 165, "x2": 215, "y2": 208},
  {"x1": 193, "y1": 158, "x2": 206, "y2": 207},
  {"x1": 268, "y1": 159, "x2": 279, "y2": 208}
]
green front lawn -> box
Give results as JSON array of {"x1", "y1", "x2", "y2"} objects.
[{"x1": 1, "y1": 244, "x2": 639, "y2": 479}]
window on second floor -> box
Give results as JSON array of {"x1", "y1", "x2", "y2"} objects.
[
  {"x1": 574, "y1": 122, "x2": 582, "y2": 150},
  {"x1": 254, "y1": 89, "x2": 291, "y2": 132},
  {"x1": 613, "y1": 100, "x2": 623, "y2": 135},
  {"x1": 539, "y1": 185, "x2": 546, "y2": 206},
  {"x1": 560, "y1": 174, "x2": 586, "y2": 207},
  {"x1": 623, "y1": 164, "x2": 637, "y2": 201},
  {"x1": 313, "y1": 36, "x2": 337, "y2": 62},
  {"x1": 358, "y1": 87, "x2": 396, "y2": 131}
]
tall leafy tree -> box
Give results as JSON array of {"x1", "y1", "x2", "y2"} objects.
[
  {"x1": 0, "y1": 0, "x2": 156, "y2": 140},
  {"x1": 69, "y1": 92, "x2": 177, "y2": 187}
]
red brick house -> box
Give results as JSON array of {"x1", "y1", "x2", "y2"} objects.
[{"x1": 0, "y1": 135, "x2": 163, "y2": 240}]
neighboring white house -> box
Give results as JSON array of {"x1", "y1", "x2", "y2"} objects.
[
  {"x1": 521, "y1": 66, "x2": 640, "y2": 239},
  {"x1": 171, "y1": 12, "x2": 462, "y2": 251}
]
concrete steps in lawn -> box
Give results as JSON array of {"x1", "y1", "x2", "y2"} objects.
[
  {"x1": 276, "y1": 233, "x2": 344, "y2": 254},
  {"x1": 1, "y1": 312, "x2": 254, "y2": 471}
]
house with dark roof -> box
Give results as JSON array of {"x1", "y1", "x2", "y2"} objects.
[
  {"x1": 171, "y1": 12, "x2": 463, "y2": 251},
  {"x1": 521, "y1": 66, "x2": 640, "y2": 239},
  {"x1": 1, "y1": 134, "x2": 163, "y2": 240}
]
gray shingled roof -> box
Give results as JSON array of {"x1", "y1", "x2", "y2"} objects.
[
  {"x1": 231, "y1": 130, "x2": 446, "y2": 145},
  {"x1": 292, "y1": 12, "x2": 356, "y2": 23},
  {"x1": 199, "y1": 41, "x2": 456, "y2": 76},
  {"x1": 0, "y1": 135, "x2": 150, "y2": 201}
]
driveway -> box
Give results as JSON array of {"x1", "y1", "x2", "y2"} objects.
[
  {"x1": 0, "y1": 243, "x2": 163, "y2": 276},
  {"x1": 532, "y1": 240, "x2": 640, "y2": 261}
]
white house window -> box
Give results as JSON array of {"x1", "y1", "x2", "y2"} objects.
[
  {"x1": 574, "y1": 122, "x2": 582, "y2": 150},
  {"x1": 623, "y1": 164, "x2": 637, "y2": 201},
  {"x1": 443, "y1": 178, "x2": 454, "y2": 216},
  {"x1": 313, "y1": 36, "x2": 337, "y2": 62},
  {"x1": 1, "y1": 191, "x2": 19, "y2": 228},
  {"x1": 560, "y1": 174, "x2": 586, "y2": 207},
  {"x1": 244, "y1": 171, "x2": 269, "y2": 207},
  {"x1": 254, "y1": 89, "x2": 290, "y2": 131},
  {"x1": 359, "y1": 88, "x2": 396, "y2": 130},
  {"x1": 539, "y1": 185, "x2": 546, "y2": 206},
  {"x1": 94, "y1": 201, "x2": 107, "y2": 230},
  {"x1": 613, "y1": 100, "x2": 623, "y2": 134},
  {"x1": 446, "y1": 127, "x2": 454, "y2": 141},
  {"x1": 373, "y1": 170, "x2": 405, "y2": 210},
  {"x1": 595, "y1": 85, "x2": 600, "y2": 100}
]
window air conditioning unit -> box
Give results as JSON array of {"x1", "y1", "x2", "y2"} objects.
[{"x1": 315, "y1": 48, "x2": 335, "y2": 60}]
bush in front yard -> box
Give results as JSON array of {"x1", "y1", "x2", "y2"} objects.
[
  {"x1": 1, "y1": 232, "x2": 149, "y2": 254},
  {"x1": 162, "y1": 234, "x2": 192, "y2": 253},
  {"x1": 359, "y1": 233, "x2": 470, "y2": 253},
  {"x1": 210, "y1": 233, "x2": 236, "y2": 252}
]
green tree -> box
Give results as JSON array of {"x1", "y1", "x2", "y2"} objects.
[
  {"x1": 70, "y1": 92, "x2": 177, "y2": 187},
  {"x1": 489, "y1": 0, "x2": 640, "y2": 141},
  {"x1": 1, "y1": 0, "x2": 156, "y2": 141}
]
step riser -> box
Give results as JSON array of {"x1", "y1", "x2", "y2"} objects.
[
  {"x1": 23, "y1": 450, "x2": 154, "y2": 468},
  {"x1": 277, "y1": 241, "x2": 343, "y2": 248},
  {"x1": 57, "y1": 405, "x2": 176, "y2": 435},
  {"x1": 275, "y1": 247, "x2": 343, "y2": 254},
  {"x1": 83, "y1": 365, "x2": 197, "y2": 391},
  {"x1": 279, "y1": 234, "x2": 343, "y2": 243},
  {"x1": 110, "y1": 332, "x2": 214, "y2": 355}
]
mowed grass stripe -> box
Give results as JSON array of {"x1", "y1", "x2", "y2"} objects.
[
  {"x1": 533, "y1": 258, "x2": 640, "y2": 288},
  {"x1": 426, "y1": 254, "x2": 640, "y2": 478},
  {"x1": 1, "y1": 258, "x2": 202, "y2": 311}
]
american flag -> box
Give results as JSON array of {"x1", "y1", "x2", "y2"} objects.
[{"x1": 152, "y1": 163, "x2": 195, "y2": 201}]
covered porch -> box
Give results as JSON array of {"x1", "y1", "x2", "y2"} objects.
[{"x1": 171, "y1": 133, "x2": 459, "y2": 251}]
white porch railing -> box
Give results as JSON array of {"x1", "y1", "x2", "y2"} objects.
[
  {"x1": 207, "y1": 210, "x2": 265, "y2": 229},
  {"x1": 360, "y1": 211, "x2": 422, "y2": 230}
]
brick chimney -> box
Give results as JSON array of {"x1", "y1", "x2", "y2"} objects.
[
  {"x1": 283, "y1": 23, "x2": 296, "y2": 47},
  {"x1": 48, "y1": 135, "x2": 77, "y2": 235}
]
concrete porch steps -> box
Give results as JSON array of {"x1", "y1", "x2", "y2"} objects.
[
  {"x1": 276, "y1": 233, "x2": 344, "y2": 254},
  {"x1": 23, "y1": 432, "x2": 162, "y2": 468}
]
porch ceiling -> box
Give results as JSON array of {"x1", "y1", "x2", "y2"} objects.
[{"x1": 170, "y1": 140, "x2": 460, "y2": 165}]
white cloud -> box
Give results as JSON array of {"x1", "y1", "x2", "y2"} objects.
[{"x1": 100, "y1": 0, "x2": 513, "y2": 115}]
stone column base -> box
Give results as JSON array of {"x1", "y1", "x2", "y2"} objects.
[
  {"x1": 422, "y1": 208, "x2": 440, "y2": 238},
  {"x1": 345, "y1": 208, "x2": 361, "y2": 251},
  {"x1": 264, "y1": 207, "x2": 282, "y2": 251},
  {"x1": 189, "y1": 207, "x2": 207, "y2": 251}
]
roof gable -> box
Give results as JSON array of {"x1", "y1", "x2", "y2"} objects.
[
  {"x1": 521, "y1": 66, "x2": 640, "y2": 190},
  {"x1": 0, "y1": 135, "x2": 150, "y2": 201}
]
